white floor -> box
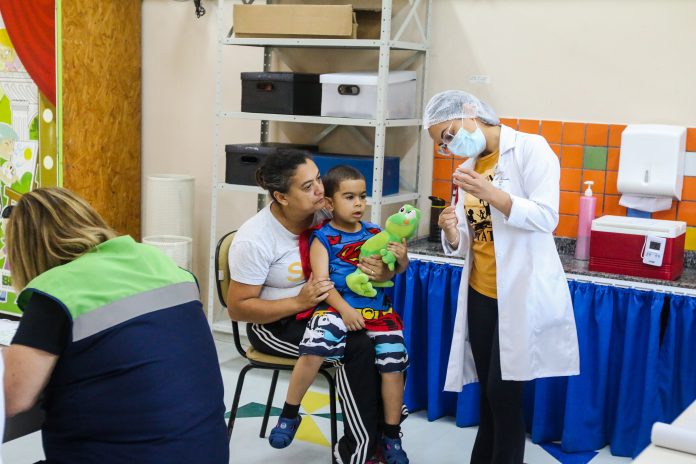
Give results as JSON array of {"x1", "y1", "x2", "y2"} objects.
[{"x1": 3, "y1": 337, "x2": 633, "y2": 464}]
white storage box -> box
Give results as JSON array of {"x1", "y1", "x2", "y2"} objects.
[{"x1": 320, "y1": 71, "x2": 417, "y2": 119}]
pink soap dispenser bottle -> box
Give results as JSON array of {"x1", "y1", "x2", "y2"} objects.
[{"x1": 575, "y1": 181, "x2": 596, "y2": 260}]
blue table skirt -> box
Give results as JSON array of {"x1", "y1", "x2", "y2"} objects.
[{"x1": 392, "y1": 260, "x2": 696, "y2": 458}]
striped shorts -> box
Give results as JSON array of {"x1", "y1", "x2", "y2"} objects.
[
  {"x1": 299, "y1": 310, "x2": 409, "y2": 373},
  {"x1": 365, "y1": 329, "x2": 409, "y2": 373},
  {"x1": 298, "y1": 310, "x2": 347, "y2": 360}
]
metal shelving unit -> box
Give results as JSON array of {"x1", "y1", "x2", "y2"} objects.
[
  {"x1": 207, "y1": 0, "x2": 432, "y2": 325},
  {"x1": 215, "y1": 182, "x2": 419, "y2": 205},
  {"x1": 220, "y1": 111, "x2": 422, "y2": 127},
  {"x1": 223, "y1": 37, "x2": 427, "y2": 51}
]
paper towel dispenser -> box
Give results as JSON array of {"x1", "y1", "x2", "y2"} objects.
[{"x1": 617, "y1": 124, "x2": 686, "y2": 200}]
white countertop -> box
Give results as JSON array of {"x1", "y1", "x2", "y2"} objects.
[{"x1": 633, "y1": 400, "x2": 696, "y2": 463}]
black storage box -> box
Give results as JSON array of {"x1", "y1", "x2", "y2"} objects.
[
  {"x1": 225, "y1": 143, "x2": 318, "y2": 185},
  {"x1": 241, "y1": 72, "x2": 322, "y2": 115}
]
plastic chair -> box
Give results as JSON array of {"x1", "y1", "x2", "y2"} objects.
[{"x1": 215, "y1": 230, "x2": 338, "y2": 457}]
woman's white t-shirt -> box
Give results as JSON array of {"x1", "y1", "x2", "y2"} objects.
[{"x1": 228, "y1": 204, "x2": 328, "y2": 301}]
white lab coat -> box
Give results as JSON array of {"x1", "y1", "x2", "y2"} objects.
[{"x1": 441, "y1": 124, "x2": 580, "y2": 392}]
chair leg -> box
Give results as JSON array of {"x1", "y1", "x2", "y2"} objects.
[
  {"x1": 260, "y1": 369, "x2": 280, "y2": 438},
  {"x1": 228, "y1": 364, "x2": 253, "y2": 441},
  {"x1": 319, "y1": 369, "x2": 338, "y2": 463}
]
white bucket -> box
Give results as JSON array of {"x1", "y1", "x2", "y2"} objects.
[
  {"x1": 143, "y1": 174, "x2": 194, "y2": 238},
  {"x1": 142, "y1": 235, "x2": 193, "y2": 271}
]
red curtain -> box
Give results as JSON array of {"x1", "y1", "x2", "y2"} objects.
[{"x1": 0, "y1": 0, "x2": 56, "y2": 105}]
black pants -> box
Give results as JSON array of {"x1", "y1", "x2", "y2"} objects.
[
  {"x1": 248, "y1": 319, "x2": 381, "y2": 463},
  {"x1": 467, "y1": 287, "x2": 526, "y2": 464}
]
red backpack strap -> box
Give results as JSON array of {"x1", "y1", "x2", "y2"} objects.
[
  {"x1": 296, "y1": 219, "x2": 330, "y2": 321},
  {"x1": 299, "y1": 219, "x2": 330, "y2": 279}
]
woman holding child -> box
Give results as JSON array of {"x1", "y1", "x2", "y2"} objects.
[{"x1": 227, "y1": 149, "x2": 404, "y2": 464}]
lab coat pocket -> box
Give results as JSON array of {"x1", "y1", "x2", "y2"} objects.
[{"x1": 531, "y1": 271, "x2": 567, "y2": 332}]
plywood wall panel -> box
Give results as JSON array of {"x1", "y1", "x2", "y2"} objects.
[{"x1": 62, "y1": 0, "x2": 141, "y2": 238}]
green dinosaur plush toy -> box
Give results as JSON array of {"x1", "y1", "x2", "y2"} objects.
[{"x1": 346, "y1": 204, "x2": 421, "y2": 298}]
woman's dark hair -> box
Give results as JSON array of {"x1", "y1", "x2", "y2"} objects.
[
  {"x1": 322, "y1": 165, "x2": 365, "y2": 197},
  {"x1": 255, "y1": 149, "x2": 313, "y2": 198}
]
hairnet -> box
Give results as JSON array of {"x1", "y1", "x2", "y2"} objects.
[{"x1": 423, "y1": 90, "x2": 499, "y2": 129}]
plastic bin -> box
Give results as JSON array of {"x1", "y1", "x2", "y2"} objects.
[
  {"x1": 241, "y1": 72, "x2": 322, "y2": 115},
  {"x1": 312, "y1": 152, "x2": 400, "y2": 196},
  {"x1": 320, "y1": 71, "x2": 417, "y2": 119},
  {"x1": 225, "y1": 143, "x2": 317, "y2": 185}
]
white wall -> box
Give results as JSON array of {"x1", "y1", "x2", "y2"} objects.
[
  {"x1": 142, "y1": 0, "x2": 696, "y2": 313},
  {"x1": 427, "y1": 0, "x2": 696, "y2": 125},
  {"x1": 142, "y1": 0, "x2": 262, "y2": 320}
]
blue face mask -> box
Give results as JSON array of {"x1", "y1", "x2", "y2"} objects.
[{"x1": 447, "y1": 127, "x2": 487, "y2": 158}]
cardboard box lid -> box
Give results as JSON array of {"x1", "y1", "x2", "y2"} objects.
[
  {"x1": 233, "y1": 4, "x2": 354, "y2": 38},
  {"x1": 591, "y1": 215, "x2": 686, "y2": 237},
  {"x1": 320, "y1": 70, "x2": 416, "y2": 85}
]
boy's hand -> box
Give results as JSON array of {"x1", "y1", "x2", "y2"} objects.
[
  {"x1": 387, "y1": 238, "x2": 409, "y2": 271},
  {"x1": 340, "y1": 307, "x2": 365, "y2": 331},
  {"x1": 380, "y1": 248, "x2": 396, "y2": 271},
  {"x1": 387, "y1": 238, "x2": 407, "y2": 261}
]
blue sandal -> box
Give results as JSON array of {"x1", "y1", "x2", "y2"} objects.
[
  {"x1": 268, "y1": 415, "x2": 302, "y2": 449},
  {"x1": 382, "y1": 435, "x2": 409, "y2": 464}
]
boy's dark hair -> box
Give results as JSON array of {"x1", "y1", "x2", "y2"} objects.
[
  {"x1": 255, "y1": 149, "x2": 313, "y2": 198},
  {"x1": 323, "y1": 165, "x2": 365, "y2": 197}
]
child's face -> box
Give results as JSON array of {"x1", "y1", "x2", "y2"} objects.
[{"x1": 329, "y1": 179, "x2": 367, "y2": 225}]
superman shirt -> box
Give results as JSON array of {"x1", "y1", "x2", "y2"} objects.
[{"x1": 310, "y1": 221, "x2": 403, "y2": 332}]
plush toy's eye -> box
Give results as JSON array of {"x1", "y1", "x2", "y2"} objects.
[
  {"x1": 406, "y1": 209, "x2": 417, "y2": 219},
  {"x1": 399, "y1": 207, "x2": 405, "y2": 213}
]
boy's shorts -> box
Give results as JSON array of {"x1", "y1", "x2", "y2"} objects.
[
  {"x1": 299, "y1": 310, "x2": 409, "y2": 373},
  {"x1": 366, "y1": 329, "x2": 409, "y2": 373},
  {"x1": 298, "y1": 310, "x2": 347, "y2": 361}
]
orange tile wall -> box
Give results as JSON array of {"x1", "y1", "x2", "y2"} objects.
[{"x1": 431, "y1": 119, "x2": 696, "y2": 247}]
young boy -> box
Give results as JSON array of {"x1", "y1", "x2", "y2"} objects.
[{"x1": 269, "y1": 165, "x2": 411, "y2": 464}]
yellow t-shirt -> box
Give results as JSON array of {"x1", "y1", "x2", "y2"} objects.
[{"x1": 464, "y1": 150, "x2": 499, "y2": 299}]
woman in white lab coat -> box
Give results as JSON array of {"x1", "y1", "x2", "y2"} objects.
[{"x1": 423, "y1": 90, "x2": 579, "y2": 464}]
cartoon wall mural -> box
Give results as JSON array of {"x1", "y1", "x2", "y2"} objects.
[{"x1": 0, "y1": 3, "x2": 57, "y2": 315}]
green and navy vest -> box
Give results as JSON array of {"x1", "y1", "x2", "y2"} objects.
[{"x1": 18, "y1": 236, "x2": 228, "y2": 464}]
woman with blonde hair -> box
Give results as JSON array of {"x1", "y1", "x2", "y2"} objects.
[{"x1": 2, "y1": 187, "x2": 228, "y2": 464}]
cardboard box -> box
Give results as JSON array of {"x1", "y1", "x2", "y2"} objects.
[
  {"x1": 233, "y1": 5, "x2": 356, "y2": 39},
  {"x1": 355, "y1": 10, "x2": 381, "y2": 39}
]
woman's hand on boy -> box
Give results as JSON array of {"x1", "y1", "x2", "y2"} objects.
[{"x1": 295, "y1": 273, "x2": 333, "y2": 310}]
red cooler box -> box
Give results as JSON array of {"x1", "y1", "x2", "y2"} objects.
[{"x1": 589, "y1": 215, "x2": 686, "y2": 281}]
